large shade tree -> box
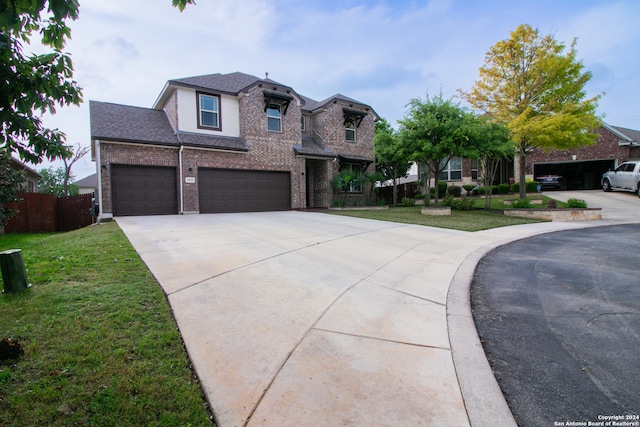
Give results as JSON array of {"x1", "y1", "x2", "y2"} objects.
[
  {"x1": 0, "y1": 0, "x2": 194, "y2": 163},
  {"x1": 462, "y1": 24, "x2": 601, "y2": 199},
  {"x1": 399, "y1": 93, "x2": 478, "y2": 207},
  {"x1": 374, "y1": 118, "x2": 412, "y2": 207}
]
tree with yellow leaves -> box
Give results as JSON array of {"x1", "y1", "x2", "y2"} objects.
[{"x1": 462, "y1": 24, "x2": 601, "y2": 199}]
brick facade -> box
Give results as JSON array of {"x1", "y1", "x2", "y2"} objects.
[{"x1": 91, "y1": 72, "x2": 378, "y2": 217}]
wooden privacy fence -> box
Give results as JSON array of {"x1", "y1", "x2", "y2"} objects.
[{"x1": 3, "y1": 193, "x2": 95, "y2": 233}]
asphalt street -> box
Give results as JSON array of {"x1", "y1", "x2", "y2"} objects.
[{"x1": 472, "y1": 223, "x2": 640, "y2": 427}]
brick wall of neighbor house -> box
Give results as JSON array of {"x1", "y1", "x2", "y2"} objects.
[
  {"x1": 98, "y1": 142, "x2": 179, "y2": 213},
  {"x1": 526, "y1": 127, "x2": 631, "y2": 167}
]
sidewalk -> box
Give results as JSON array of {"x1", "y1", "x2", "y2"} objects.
[{"x1": 117, "y1": 190, "x2": 636, "y2": 427}]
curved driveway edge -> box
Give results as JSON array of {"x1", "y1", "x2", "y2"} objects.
[{"x1": 116, "y1": 190, "x2": 637, "y2": 427}]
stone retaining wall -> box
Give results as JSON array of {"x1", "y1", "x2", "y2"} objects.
[{"x1": 504, "y1": 208, "x2": 602, "y2": 221}]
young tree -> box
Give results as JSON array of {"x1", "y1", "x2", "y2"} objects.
[
  {"x1": 398, "y1": 93, "x2": 477, "y2": 207},
  {"x1": 0, "y1": 1, "x2": 194, "y2": 163},
  {"x1": 470, "y1": 118, "x2": 513, "y2": 209},
  {"x1": 0, "y1": 153, "x2": 26, "y2": 227},
  {"x1": 462, "y1": 24, "x2": 601, "y2": 199},
  {"x1": 374, "y1": 118, "x2": 412, "y2": 207}
]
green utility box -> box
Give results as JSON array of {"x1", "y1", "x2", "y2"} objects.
[{"x1": 0, "y1": 249, "x2": 30, "y2": 293}]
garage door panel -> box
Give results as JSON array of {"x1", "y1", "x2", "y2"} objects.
[
  {"x1": 198, "y1": 168, "x2": 291, "y2": 213},
  {"x1": 112, "y1": 165, "x2": 178, "y2": 216}
]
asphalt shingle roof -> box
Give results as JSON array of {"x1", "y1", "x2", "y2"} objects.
[
  {"x1": 90, "y1": 101, "x2": 179, "y2": 145},
  {"x1": 612, "y1": 125, "x2": 640, "y2": 143},
  {"x1": 91, "y1": 72, "x2": 377, "y2": 152},
  {"x1": 90, "y1": 101, "x2": 247, "y2": 151}
]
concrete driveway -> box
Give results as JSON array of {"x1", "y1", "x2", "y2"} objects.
[{"x1": 116, "y1": 190, "x2": 637, "y2": 427}]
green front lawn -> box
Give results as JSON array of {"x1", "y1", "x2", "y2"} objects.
[
  {"x1": 0, "y1": 223, "x2": 212, "y2": 426},
  {"x1": 328, "y1": 195, "x2": 560, "y2": 232}
]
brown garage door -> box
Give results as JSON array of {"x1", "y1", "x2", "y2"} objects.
[
  {"x1": 198, "y1": 168, "x2": 291, "y2": 213},
  {"x1": 111, "y1": 165, "x2": 178, "y2": 216}
]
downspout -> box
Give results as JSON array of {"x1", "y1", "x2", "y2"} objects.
[
  {"x1": 95, "y1": 139, "x2": 104, "y2": 220},
  {"x1": 179, "y1": 144, "x2": 184, "y2": 214}
]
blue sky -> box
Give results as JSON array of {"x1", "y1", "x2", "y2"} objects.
[{"x1": 36, "y1": 0, "x2": 640, "y2": 179}]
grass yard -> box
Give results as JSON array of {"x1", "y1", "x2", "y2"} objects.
[
  {"x1": 328, "y1": 195, "x2": 560, "y2": 232},
  {"x1": 0, "y1": 222, "x2": 212, "y2": 426}
]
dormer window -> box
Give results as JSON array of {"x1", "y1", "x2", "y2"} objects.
[
  {"x1": 343, "y1": 108, "x2": 367, "y2": 142},
  {"x1": 197, "y1": 92, "x2": 221, "y2": 130}
]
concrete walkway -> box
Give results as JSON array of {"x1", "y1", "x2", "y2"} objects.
[{"x1": 116, "y1": 190, "x2": 637, "y2": 427}]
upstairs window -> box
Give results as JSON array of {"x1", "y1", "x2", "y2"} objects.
[
  {"x1": 345, "y1": 117, "x2": 356, "y2": 141},
  {"x1": 301, "y1": 116, "x2": 306, "y2": 132},
  {"x1": 343, "y1": 108, "x2": 367, "y2": 142},
  {"x1": 267, "y1": 103, "x2": 282, "y2": 132},
  {"x1": 198, "y1": 92, "x2": 221, "y2": 130}
]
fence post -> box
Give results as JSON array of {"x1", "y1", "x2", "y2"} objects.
[{"x1": 0, "y1": 249, "x2": 30, "y2": 293}]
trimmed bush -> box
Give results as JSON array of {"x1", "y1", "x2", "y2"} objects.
[
  {"x1": 512, "y1": 198, "x2": 532, "y2": 208},
  {"x1": 429, "y1": 181, "x2": 449, "y2": 198},
  {"x1": 566, "y1": 198, "x2": 588, "y2": 208},
  {"x1": 497, "y1": 183, "x2": 510, "y2": 194},
  {"x1": 401, "y1": 197, "x2": 415, "y2": 207},
  {"x1": 442, "y1": 195, "x2": 475, "y2": 210},
  {"x1": 477, "y1": 187, "x2": 485, "y2": 195},
  {"x1": 512, "y1": 181, "x2": 541, "y2": 193},
  {"x1": 447, "y1": 185, "x2": 462, "y2": 197}
]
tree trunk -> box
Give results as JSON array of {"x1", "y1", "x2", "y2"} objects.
[
  {"x1": 392, "y1": 170, "x2": 398, "y2": 207},
  {"x1": 519, "y1": 152, "x2": 527, "y2": 199}
]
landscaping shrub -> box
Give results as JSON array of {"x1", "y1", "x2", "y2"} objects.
[
  {"x1": 401, "y1": 197, "x2": 415, "y2": 207},
  {"x1": 442, "y1": 195, "x2": 474, "y2": 210},
  {"x1": 512, "y1": 198, "x2": 532, "y2": 208},
  {"x1": 497, "y1": 183, "x2": 510, "y2": 194},
  {"x1": 566, "y1": 198, "x2": 588, "y2": 208},
  {"x1": 462, "y1": 184, "x2": 477, "y2": 196},
  {"x1": 477, "y1": 187, "x2": 485, "y2": 195},
  {"x1": 511, "y1": 181, "x2": 541, "y2": 193},
  {"x1": 447, "y1": 185, "x2": 462, "y2": 197},
  {"x1": 527, "y1": 181, "x2": 540, "y2": 193},
  {"x1": 430, "y1": 181, "x2": 448, "y2": 198}
]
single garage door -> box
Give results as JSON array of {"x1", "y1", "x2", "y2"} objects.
[
  {"x1": 198, "y1": 168, "x2": 291, "y2": 213},
  {"x1": 111, "y1": 165, "x2": 178, "y2": 216}
]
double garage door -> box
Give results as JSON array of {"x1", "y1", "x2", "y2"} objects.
[
  {"x1": 198, "y1": 168, "x2": 291, "y2": 213},
  {"x1": 111, "y1": 165, "x2": 290, "y2": 216}
]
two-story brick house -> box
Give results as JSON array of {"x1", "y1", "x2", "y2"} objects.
[{"x1": 90, "y1": 72, "x2": 378, "y2": 218}]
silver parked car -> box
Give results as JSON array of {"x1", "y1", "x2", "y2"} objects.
[{"x1": 601, "y1": 160, "x2": 640, "y2": 197}]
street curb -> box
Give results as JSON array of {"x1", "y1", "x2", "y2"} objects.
[{"x1": 447, "y1": 244, "x2": 518, "y2": 427}]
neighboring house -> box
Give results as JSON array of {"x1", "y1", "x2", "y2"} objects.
[
  {"x1": 10, "y1": 156, "x2": 42, "y2": 193},
  {"x1": 73, "y1": 173, "x2": 98, "y2": 195},
  {"x1": 407, "y1": 122, "x2": 640, "y2": 192},
  {"x1": 90, "y1": 72, "x2": 378, "y2": 218},
  {"x1": 525, "y1": 123, "x2": 640, "y2": 190}
]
